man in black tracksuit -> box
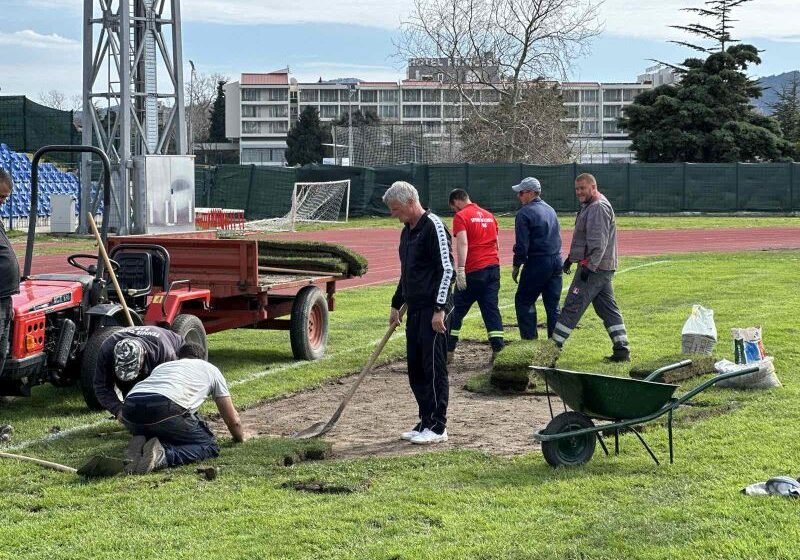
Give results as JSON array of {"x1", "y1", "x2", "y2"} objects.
[
  {"x1": 94, "y1": 325, "x2": 185, "y2": 419},
  {"x1": 384, "y1": 181, "x2": 454, "y2": 445}
]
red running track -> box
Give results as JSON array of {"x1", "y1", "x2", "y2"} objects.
[{"x1": 21, "y1": 226, "x2": 800, "y2": 290}]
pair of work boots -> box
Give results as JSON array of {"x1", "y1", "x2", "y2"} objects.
[{"x1": 124, "y1": 436, "x2": 167, "y2": 475}]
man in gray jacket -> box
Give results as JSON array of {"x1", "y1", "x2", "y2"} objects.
[{"x1": 553, "y1": 173, "x2": 630, "y2": 362}]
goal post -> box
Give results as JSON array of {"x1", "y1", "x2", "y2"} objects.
[{"x1": 244, "y1": 179, "x2": 350, "y2": 233}]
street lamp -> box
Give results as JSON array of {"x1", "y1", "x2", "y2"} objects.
[{"x1": 188, "y1": 60, "x2": 196, "y2": 155}]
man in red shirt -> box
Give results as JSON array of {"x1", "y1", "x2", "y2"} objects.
[{"x1": 447, "y1": 189, "x2": 504, "y2": 362}]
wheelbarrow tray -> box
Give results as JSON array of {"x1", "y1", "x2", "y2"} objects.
[{"x1": 536, "y1": 367, "x2": 679, "y2": 421}]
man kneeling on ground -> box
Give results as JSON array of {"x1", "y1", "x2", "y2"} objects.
[{"x1": 120, "y1": 343, "x2": 245, "y2": 474}]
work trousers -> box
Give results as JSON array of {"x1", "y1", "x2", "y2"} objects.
[
  {"x1": 515, "y1": 254, "x2": 563, "y2": 339},
  {"x1": 406, "y1": 306, "x2": 449, "y2": 434},
  {"x1": 552, "y1": 267, "x2": 629, "y2": 355},
  {"x1": 121, "y1": 393, "x2": 220, "y2": 467},
  {"x1": 448, "y1": 265, "x2": 504, "y2": 352}
]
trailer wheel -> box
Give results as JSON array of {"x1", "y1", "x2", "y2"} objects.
[
  {"x1": 170, "y1": 314, "x2": 208, "y2": 359},
  {"x1": 80, "y1": 326, "x2": 124, "y2": 410},
  {"x1": 541, "y1": 412, "x2": 596, "y2": 468},
  {"x1": 290, "y1": 286, "x2": 329, "y2": 360}
]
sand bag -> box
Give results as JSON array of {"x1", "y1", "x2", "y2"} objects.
[
  {"x1": 732, "y1": 327, "x2": 767, "y2": 364},
  {"x1": 715, "y1": 357, "x2": 780, "y2": 389},
  {"x1": 681, "y1": 305, "x2": 717, "y2": 355}
]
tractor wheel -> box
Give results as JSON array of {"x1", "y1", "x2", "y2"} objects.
[
  {"x1": 80, "y1": 326, "x2": 124, "y2": 411},
  {"x1": 541, "y1": 411, "x2": 597, "y2": 468},
  {"x1": 170, "y1": 314, "x2": 208, "y2": 359},
  {"x1": 290, "y1": 286, "x2": 329, "y2": 361}
]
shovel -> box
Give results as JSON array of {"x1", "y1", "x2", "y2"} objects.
[{"x1": 293, "y1": 304, "x2": 407, "y2": 439}]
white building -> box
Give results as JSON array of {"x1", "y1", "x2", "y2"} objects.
[{"x1": 225, "y1": 67, "x2": 673, "y2": 165}]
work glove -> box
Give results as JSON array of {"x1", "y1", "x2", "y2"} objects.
[
  {"x1": 511, "y1": 265, "x2": 521, "y2": 284},
  {"x1": 562, "y1": 258, "x2": 572, "y2": 275},
  {"x1": 455, "y1": 267, "x2": 467, "y2": 291},
  {"x1": 579, "y1": 266, "x2": 593, "y2": 283}
]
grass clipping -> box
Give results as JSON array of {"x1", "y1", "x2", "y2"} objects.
[
  {"x1": 257, "y1": 239, "x2": 368, "y2": 277},
  {"x1": 489, "y1": 339, "x2": 561, "y2": 392},
  {"x1": 628, "y1": 354, "x2": 717, "y2": 383}
]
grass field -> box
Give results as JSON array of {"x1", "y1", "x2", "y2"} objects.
[{"x1": 1, "y1": 245, "x2": 799, "y2": 558}]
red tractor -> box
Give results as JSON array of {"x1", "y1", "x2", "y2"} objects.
[
  {"x1": 0, "y1": 145, "x2": 210, "y2": 409},
  {"x1": 2, "y1": 145, "x2": 343, "y2": 410}
]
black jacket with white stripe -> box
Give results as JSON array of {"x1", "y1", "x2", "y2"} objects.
[{"x1": 391, "y1": 210, "x2": 454, "y2": 312}]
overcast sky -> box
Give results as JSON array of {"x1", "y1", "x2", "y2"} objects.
[{"x1": 1, "y1": 0, "x2": 798, "y2": 101}]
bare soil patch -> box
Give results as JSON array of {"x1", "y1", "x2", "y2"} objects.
[{"x1": 211, "y1": 342, "x2": 559, "y2": 460}]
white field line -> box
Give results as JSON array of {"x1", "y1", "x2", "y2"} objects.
[{"x1": 5, "y1": 260, "x2": 669, "y2": 452}]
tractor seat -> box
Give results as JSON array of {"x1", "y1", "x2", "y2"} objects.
[
  {"x1": 114, "y1": 252, "x2": 153, "y2": 297},
  {"x1": 29, "y1": 273, "x2": 95, "y2": 292}
]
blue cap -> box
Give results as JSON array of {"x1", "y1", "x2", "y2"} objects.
[{"x1": 512, "y1": 177, "x2": 541, "y2": 193}]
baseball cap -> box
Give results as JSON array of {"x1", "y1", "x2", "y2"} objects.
[
  {"x1": 114, "y1": 338, "x2": 146, "y2": 381},
  {"x1": 511, "y1": 177, "x2": 541, "y2": 193}
]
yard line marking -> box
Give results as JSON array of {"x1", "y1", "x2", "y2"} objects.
[{"x1": 4, "y1": 419, "x2": 111, "y2": 453}]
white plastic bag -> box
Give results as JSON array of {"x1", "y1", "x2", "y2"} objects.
[
  {"x1": 715, "y1": 357, "x2": 780, "y2": 389},
  {"x1": 681, "y1": 305, "x2": 717, "y2": 339}
]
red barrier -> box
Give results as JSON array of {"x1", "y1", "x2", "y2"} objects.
[{"x1": 195, "y1": 208, "x2": 245, "y2": 231}]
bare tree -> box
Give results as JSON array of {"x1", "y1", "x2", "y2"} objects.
[
  {"x1": 395, "y1": 0, "x2": 601, "y2": 162},
  {"x1": 185, "y1": 71, "x2": 229, "y2": 146},
  {"x1": 460, "y1": 84, "x2": 571, "y2": 162},
  {"x1": 38, "y1": 90, "x2": 83, "y2": 112}
]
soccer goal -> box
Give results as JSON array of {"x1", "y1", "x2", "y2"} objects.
[{"x1": 244, "y1": 179, "x2": 350, "y2": 232}]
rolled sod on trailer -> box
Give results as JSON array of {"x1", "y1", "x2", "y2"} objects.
[
  {"x1": 629, "y1": 354, "x2": 717, "y2": 383},
  {"x1": 257, "y1": 240, "x2": 368, "y2": 277}
]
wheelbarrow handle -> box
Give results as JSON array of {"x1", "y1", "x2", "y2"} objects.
[
  {"x1": 644, "y1": 359, "x2": 693, "y2": 382},
  {"x1": 674, "y1": 365, "x2": 761, "y2": 406}
]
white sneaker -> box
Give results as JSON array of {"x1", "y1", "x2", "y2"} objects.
[
  {"x1": 410, "y1": 428, "x2": 448, "y2": 445},
  {"x1": 400, "y1": 426, "x2": 421, "y2": 441}
]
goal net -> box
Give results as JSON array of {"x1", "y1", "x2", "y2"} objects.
[{"x1": 245, "y1": 179, "x2": 350, "y2": 232}]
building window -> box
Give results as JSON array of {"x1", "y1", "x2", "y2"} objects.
[
  {"x1": 320, "y1": 105, "x2": 338, "y2": 119},
  {"x1": 339, "y1": 106, "x2": 352, "y2": 120},
  {"x1": 361, "y1": 105, "x2": 378, "y2": 118},
  {"x1": 566, "y1": 105, "x2": 579, "y2": 118},
  {"x1": 403, "y1": 89, "x2": 421, "y2": 102},
  {"x1": 299, "y1": 89, "x2": 319, "y2": 102},
  {"x1": 320, "y1": 90, "x2": 338, "y2": 103},
  {"x1": 241, "y1": 148, "x2": 285, "y2": 164},
  {"x1": 423, "y1": 121, "x2": 441, "y2": 134},
  {"x1": 423, "y1": 105, "x2": 441, "y2": 118},
  {"x1": 241, "y1": 88, "x2": 263, "y2": 102},
  {"x1": 604, "y1": 89, "x2": 622, "y2": 102},
  {"x1": 581, "y1": 90, "x2": 598, "y2": 103},
  {"x1": 379, "y1": 90, "x2": 398, "y2": 103},
  {"x1": 581, "y1": 105, "x2": 598, "y2": 118},
  {"x1": 623, "y1": 89, "x2": 643, "y2": 102},
  {"x1": 562, "y1": 90, "x2": 579, "y2": 103},
  {"x1": 402, "y1": 105, "x2": 422, "y2": 118},
  {"x1": 360, "y1": 90, "x2": 378, "y2": 103},
  {"x1": 242, "y1": 121, "x2": 259, "y2": 134},
  {"x1": 379, "y1": 105, "x2": 398, "y2": 119},
  {"x1": 422, "y1": 89, "x2": 440, "y2": 102},
  {"x1": 268, "y1": 89, "x2": 288, "y2": 102},
  {"x1": 564, "y1": 121, "x2": 579, "y2": 134},
  {"x1": 603, "y1": 105, "x2": 621, "y2": 118},
  {"x1": 443, "y1": 89, "x2": 460, "y2": 103},
  {"x1": 580, "y1": 120, "x2": 598, "y2": 134},
  {"x1": 444, "y1": 105, "x2": 461, "y2": 119},
  {"x1": 481, "y1": 89, "x2": 500, "y2": 103},
  {"x1": 604, "y1": 121, "x2": 620, "y2": 134},
  {"x1": 242, "y1": 105, "x2": 257, "y2": 117}
]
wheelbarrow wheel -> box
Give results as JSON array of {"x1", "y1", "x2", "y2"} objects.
[{"x1": 541, "y1": 412, "x2": 596, "y2": 468}]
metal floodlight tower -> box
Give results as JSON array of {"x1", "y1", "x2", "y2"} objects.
[{"x1": 81, "y1": 0, "x2": 187, "y2": 234}]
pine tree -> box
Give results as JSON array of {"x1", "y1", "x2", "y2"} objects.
[
  {"x1": 207, "y1": 80, "x2": 227, "y2": 142},
  {"x1": 768, "y1": 73, "x2": 800, "y2": 144},
  {"x1": 286, "y1": 106, "x2": 325, "y2": 166},
  {"x1": 670, "y1": 0, "x2": 753, "y2": 53}
]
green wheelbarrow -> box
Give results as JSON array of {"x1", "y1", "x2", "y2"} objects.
[{"x1": 531, "y1": 360, "x2": 759, "y2": 468}]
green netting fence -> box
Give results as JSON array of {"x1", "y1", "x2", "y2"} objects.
[
  {"x1": 0, "y1": 96, "x2": 81, "y2": 164},
  {"x1": 196, "y1": 162, "x2": 800, "y2": 219}
]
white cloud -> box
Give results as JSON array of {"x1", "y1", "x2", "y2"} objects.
[
  {"x1": 0, "y1": 29, "x2": 79, "y2": 50},
  {"x1": 601, "y1": 0, "x2": 800, "y2": 42}
]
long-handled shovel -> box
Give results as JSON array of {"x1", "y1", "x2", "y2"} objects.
[
  {"x1": 293, "y1": 304, "x2": 407, "y2": 439},
  {"x1": 87, "y1": 213, "x2": 135, "y2": 327}
]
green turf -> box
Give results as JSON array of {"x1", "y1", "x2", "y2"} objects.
[{"x1": 1, "y1": 249, "x2": 800, "y2": 559}]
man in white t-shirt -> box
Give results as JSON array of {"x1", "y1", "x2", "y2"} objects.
[{"x1": 120, "y1": 343, "x2": 245, "y2": 474}]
